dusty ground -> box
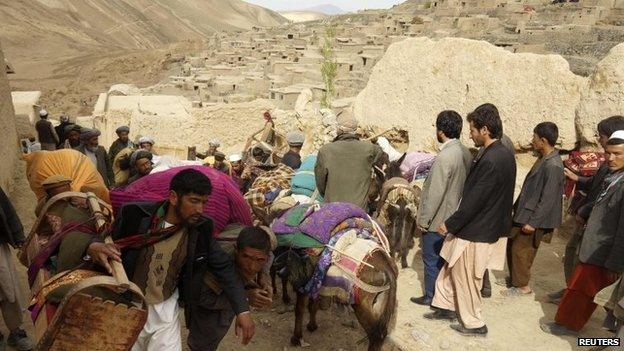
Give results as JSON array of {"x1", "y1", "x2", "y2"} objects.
[{"x1": 1, "y1": 161, "x2": 612, "y2": 350}]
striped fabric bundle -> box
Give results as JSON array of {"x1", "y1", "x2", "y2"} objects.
[
  {"x1": 110, "y1": 165, "x2": 253, "y2": 235},
  {"x1": 244, "y1": 164, "x2": 295, "y2": 209}
]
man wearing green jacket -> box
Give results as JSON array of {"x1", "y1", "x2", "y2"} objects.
[{"x1": 314, "y1": 112, "x2": 384, "y2": 210}]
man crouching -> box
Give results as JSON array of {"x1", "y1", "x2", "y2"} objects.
[{"x1": 188, "y1": 226, "x2": 273, "y2": 351}]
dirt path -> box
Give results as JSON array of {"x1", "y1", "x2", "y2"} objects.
[{"x1": 2, "y1": 162, "x2": 610, "y2": 351}]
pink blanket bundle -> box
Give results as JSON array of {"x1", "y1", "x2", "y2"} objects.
[
  {"x1": 399, "y1": 152, "x2": 436, "y2": 181},
  {"x1": 110, "y1": 166, "x2": 253, "y2": 235}
]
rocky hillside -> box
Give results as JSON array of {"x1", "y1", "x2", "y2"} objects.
[{"x1": 0, "y1": 0, "x2": 287, "y2": 57}]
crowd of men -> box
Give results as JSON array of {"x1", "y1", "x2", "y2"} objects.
[
  {"x1": 411, "y1": 107, "x2": 624, "y2": 340},
  {"x1": 0, "y1": 104, "x2": 621, "y2": 350}
]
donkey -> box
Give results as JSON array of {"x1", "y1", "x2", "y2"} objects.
[
  {"x1": 287, "y1": 248, "x2": 398, "y2": 351},
  {"x1": 375, "y1": 154, "x2": 421, "y2": 268}
]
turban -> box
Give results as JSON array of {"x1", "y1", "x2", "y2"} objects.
[
  {"x1": 336, "y1": 110, "x2": 358, "y2": 134},
  {"x1": 209, "y1": 139, "x2": 221, "y2": 147},
  {"x1": 39, "y1": 109, "x2": 48, "y2": 118},
  {"x1": 116, "y1": 126, "x2": 130, "y2": 134},
  {"x1": 138, "y1": 136, "x2": 155, "y2": 145},
  {"x1": 229, "y1": 154, "x2": 242, "y2": 163},
  {"x1": 64, "y1": 124, "x2": 82, "y2": 134},
  {"x1": 286, "y1": 131, "x2": 305, "y2": 146},
  {"x1": 130, "y1": 150, "x2": 153, "y2": 167},
  {"x1": 80, "y1": 128, "x2": 101, "y2": 140},
  {"x1": 214, "y1": 151, "x2": 226, "y2": 161}
]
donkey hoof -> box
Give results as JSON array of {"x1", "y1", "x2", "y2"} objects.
[
  {"x1": 290, "y1": 336, "x2": 302, "y2": 346},
  {"x1": 307, "y1": 323, "x2": 318, "y2": 332}
]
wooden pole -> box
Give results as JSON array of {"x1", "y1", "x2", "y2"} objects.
[{"x1": 86, "y1": 192, "x2": 130, "y2": 291}]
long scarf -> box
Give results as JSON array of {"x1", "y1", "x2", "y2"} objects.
[{"x1": 113, "y1": 204, "x2": 183, "y2": 250}]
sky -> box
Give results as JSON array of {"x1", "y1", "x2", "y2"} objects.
[{"x1": 243, "y1": 0, "x2": 406, "y2": 12}]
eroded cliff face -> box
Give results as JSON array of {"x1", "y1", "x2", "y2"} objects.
[
  {"x1": 354, "y1": 37, "x2": 587, "y2": 151},
  {"x1": 576, "y1": 42, "x2": 624, "y2": 145},
  {"x1": 0, "y1": 41, "x2": 19, "y2": 191}
]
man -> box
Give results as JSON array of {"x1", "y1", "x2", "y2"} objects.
[
  {"x1": 63, "y1": 124, "x2": 82, "y2": 149},
  {"x1": 86, "y1": 169, "x2": 255, "y2": 350},
  {"x1": 230, "y1": 154, "x2": 243, "y2": 177},
  {"x1": 315, "y1": 112, "x2": 384, "y2": 209},
  {"x1": 188, "y1": 226, "x2": 273, "y2": 350},
  {"x1": 197, "y1": 139, "x2": 221, "y2": 160},
  {"x1": 127, "y1": 150, "x2": 153, "y2": 185},
  {"x1": 55, "y1": 114, "x2": 71, "y2": 148},
  {"x1": 541, "y1": 130, "x2": 624, "y2": 336},
  {"x1": 212, "y1": 152, "x2": 231, "y2": 175},
  {"x1": 35, "y1": 109, "x2": 59, "y2": 151},
  {"x1": 411, "y1": 110, "x2": 472, "y2": 306},
  {"x1": 281, "y1": 132, "x2": 304, "y2": 170},
  {"x1": 138, "y1": 137, "x2": 155, "y2": 152},
  {"x1": 502, "y1": 122, "x2": 564, "y2": 297},
  {"x1": 109, "y1": 126, "x2": 134, "y2": 162},
  {"x1": 549, "y1": 115, "x2": 624, "y2": 303},
  {"x1": 426, "y1": 103, "x2": 516, "y2": 337},
  {"x1": 0, "y1": 187, "x2": 35, "y2": 351},
  {"x1": 75, "y1": 128, "x2": 114, "y2": 188}
]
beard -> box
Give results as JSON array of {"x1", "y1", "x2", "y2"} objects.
[
  {"x1": 86, "y1": 145, "x2": 98, "y2": 152},
  {"x1": 174, "y1": 204, "x2": 202, "y2": 226}
]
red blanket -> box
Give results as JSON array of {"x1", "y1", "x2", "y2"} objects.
[{"x1": 110, "y1": 166, "x2": 252, "y2": 235}]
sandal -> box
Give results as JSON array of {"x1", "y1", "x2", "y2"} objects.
[{"x1": 500, "y1": 287, "x2": 532, "y2": 297}]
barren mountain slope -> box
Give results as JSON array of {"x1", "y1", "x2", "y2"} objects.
[
  {"x1": 0, "y1": 0, "x2": 287, "y2": 58},
  {"x1": 0, "y1": 0, "x2": 286, "y2": 116}
]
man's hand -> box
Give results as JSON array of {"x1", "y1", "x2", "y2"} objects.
[
  {"x1": 521, "y1": 224, "x2": 536, "y2": 235},
  {"x1": 247, "y1": 288, "x2": 272, "y2": 308},
  {"x1": 564, "y1": 168, "x2": 579, "y2": 182},
  {"x1": 438, "y1": 223, "x2": 448, "y2": 236},
  {"x1": 258, "y1": 273, "x2": 274, "y2": 302},
  {"x1": 86, "y1": 242, "x2": 121, "y2": 274},
  {"x1": 235, "y1": 312, "x2": 255, "y2": 345}
]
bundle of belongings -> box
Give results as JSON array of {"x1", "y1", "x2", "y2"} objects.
[
  {"x1": 400, "y1": 152, "x2": 436, "y2": 182},
  {"x1": 563, "y1": 151, "x2": 605, "y2": 213},
  {"x1": 110, "y1": 165, "x2": 252, "y2": 235},
  {"x1": 290, "y1": 155, "x2": 324, "y2": 204},
  {"x1": 271, "y1": 202, "x2": 389, "y2": 304},
  {"x1": 375, "y1": 177, "x2": 420, "y2": 229},
  {"x1": 20, "y1": 186, "x2": 146, "y2": 350},
  {"x1": 23, "y1": 149, "x2": 110, "y2": 204},
  {"x1": 244, "y1": 164, "x2": 295, "y2": 224}
]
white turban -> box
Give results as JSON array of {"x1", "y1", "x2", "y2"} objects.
[{"x1": 138, "y1": 136, "x2": 155, "y2": 145}]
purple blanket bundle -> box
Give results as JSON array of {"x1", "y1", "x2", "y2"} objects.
[{"x1": 271, "y1": 202, "x2": 369, "y2": 244}]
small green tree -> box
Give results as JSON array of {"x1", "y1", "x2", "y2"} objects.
[{"x1": 320, "y1": 22, "x2": 338, "y2": 108}]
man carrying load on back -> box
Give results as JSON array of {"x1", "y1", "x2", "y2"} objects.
[{"x1": 86, "y1": 169, "x2": 254, "y2": 351}]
